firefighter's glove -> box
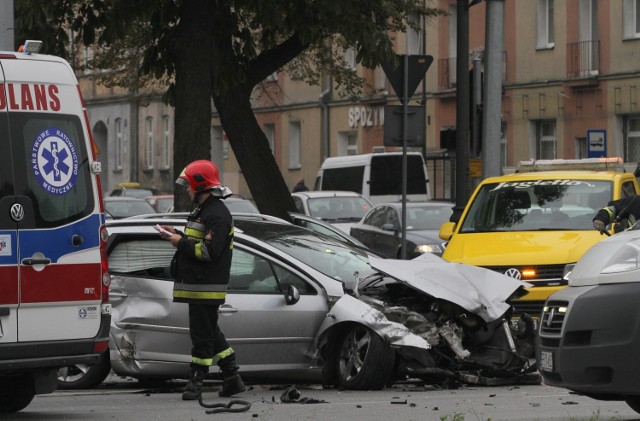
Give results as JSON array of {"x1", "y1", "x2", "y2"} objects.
[{"x1": 593, "y1": 219, "x2": 606, "y2": 232}]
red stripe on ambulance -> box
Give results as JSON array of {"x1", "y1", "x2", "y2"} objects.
[
  {"x1": 0, "y1": 266, "x2": 18, "y2": 305},
  {"x1": 20, "y1": 264, "x2": 102, "y2": 303}
]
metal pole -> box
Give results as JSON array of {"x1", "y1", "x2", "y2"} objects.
[
  {"x1": 472, "y1": 58, "x2": 482, "y2": 157},
  {"x1": 452, "y1": 0, "x2": 470, "y2": 222},
  {"x1": 482, "y1": 0, "x2": 505, "y2": 178},
  {"x1": 401, "y1": 54, "x2": 408, "y2": 259}
]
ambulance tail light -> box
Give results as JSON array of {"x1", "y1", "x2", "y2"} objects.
[
  {"x1": 93, "y1": 339, "x2": 109, "y2": 353},
  {"x1": 100, "y1": 225, "x2": 110, "y2": 303}
]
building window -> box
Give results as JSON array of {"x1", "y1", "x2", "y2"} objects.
[
  {"x1": 344, "y1": 48, "x2": 356, "y2": 70},
  {"x1": 623, "y1": 0, "x2": 640, "y2": 39},
  {"x1": 338, "y1": 131, "x2": 358, "y2": 156},
  {"x1": 537, "y1": 120, "x2": 557, "y2": 159},
  {"x1": 375, "y1": 66, "x2": 387, "y2": 93},
  {"x1": 262, "y1": 124, "x2": 275, "y2": 153},
  {"x1": 576, "y1": 137, "x2": 588, "y2": 158},
  {"x1": 115, "y1": 118, "x2": 123, "y2": 170},
  {"x1": 146, "y1": 117, "x2": 154, "y2": 170},
  {"x1": 288, "y1": 121, "x2": 301, "y2": 169},
  {"x1": 162, "y1": 115, "x2": 170, "y2": 170},
  {"x1": 625, "y1": 115, "x2": 640, "y2": 162},
  {"x1": 407, "y1": 13, "x2": 423, "y2": 55},
  {"x1": 536, "y1": 0, "x2": 555, "y2": 49}
]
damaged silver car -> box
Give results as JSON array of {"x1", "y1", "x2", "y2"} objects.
[{"x1": 59, "y1": 215, "x2": 539, "y2": 390}]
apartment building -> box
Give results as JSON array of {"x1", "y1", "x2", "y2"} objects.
[{"x1": 80, "y1": 0, "x2": 640, "y2": 200}]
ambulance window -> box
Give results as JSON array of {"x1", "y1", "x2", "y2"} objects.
[{"x1": 9, "y1": 112, "x2": 94, "y2": 228}]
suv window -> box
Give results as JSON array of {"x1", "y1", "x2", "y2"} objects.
[
  {"x1": 321, "y1": 166, "x2": 365, "y2": 193},
  {"x1": 4, "y1": 112, "x2": 94, "y2": 228}
]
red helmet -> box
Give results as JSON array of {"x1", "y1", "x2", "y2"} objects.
[{"x1": 175, "y1": 160, "x2": 221, "y2": 192}]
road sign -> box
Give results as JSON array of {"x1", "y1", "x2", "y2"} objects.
[
  {"x1": 381, "y1": 55, "x2": 433, "y2": 104},
  {"x1": 383, "y1": 105, "x2": 425, "y2": 147}
]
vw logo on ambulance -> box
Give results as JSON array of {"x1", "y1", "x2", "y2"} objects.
[{"x1": 32, "y1": 128, "x2": 79, "y2": 196}]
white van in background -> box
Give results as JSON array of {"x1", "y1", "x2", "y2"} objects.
[{"x1": 314, "y1": 152, "x2": 430, "y2": 204}]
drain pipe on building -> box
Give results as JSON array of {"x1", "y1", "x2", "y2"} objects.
[{"x1": 319, "y1": 74, "x2": 333, "y2": 163}]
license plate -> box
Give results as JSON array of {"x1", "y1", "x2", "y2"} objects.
[{"x1": 539, "y1": 350, "x2": 553, "y2": 372}]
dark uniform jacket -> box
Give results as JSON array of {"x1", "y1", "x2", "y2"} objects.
[
  {"x1": 171, "y1": 194, "x2": 234, "y2": 305},
  {"x1": 593, "y1": 195, "x2": 640, "y2": 231}
]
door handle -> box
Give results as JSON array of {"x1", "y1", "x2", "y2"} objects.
[
  {"x1": 218, "y1": 304, "x2": 238, "y2": 314},
  {"x1": 21, "y1": 258, "x2": 51, "y2": 266}
]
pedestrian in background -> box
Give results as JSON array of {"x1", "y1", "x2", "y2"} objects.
[
  {"x1": 292, "y1": 178, "x2": 309, "y2": 192},
  {"x1": 159, "y1": 160, "x2": 245, "y2": 401}
]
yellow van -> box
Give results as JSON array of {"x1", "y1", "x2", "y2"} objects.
[{"x1": 439, "y1": 159, "x2": 640, "y2": 318}]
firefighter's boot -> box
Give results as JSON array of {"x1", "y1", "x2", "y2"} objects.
[
  {"x1": 218, "y1": 354, "x2": 246, "y2": 397},
  {"x1": 182, "y1": 364, "x2": 208, "y2": 401}
]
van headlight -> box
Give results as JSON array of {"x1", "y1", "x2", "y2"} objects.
[
  {"x1": 601, "y1": 240, "x2": 640, "y2": 274},
  {"x1": 415, "y1": 244, "x2": 443, "y2": 254}
]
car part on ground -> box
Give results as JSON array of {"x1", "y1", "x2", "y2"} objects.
[{"x1": 58, "y1": 215, "x2": 538, "y2": 391}]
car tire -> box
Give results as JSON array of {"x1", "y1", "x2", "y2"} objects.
[
  {"x1": 328, "y1": 324, "x2": 395, "y2": 390},
  {"x1": 626, "y1": 397, "x2": 640, "y2": 414},
  {"x1": 0, "y1": 375, "x2": 35, "y2": 413},
  {"x1": 57, "y1": 351, "x2": 111, "y2": 389}
]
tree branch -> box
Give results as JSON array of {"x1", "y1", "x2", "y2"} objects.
[{"x1": 244, "y1": 33, "x2": 309, "y2": 88}]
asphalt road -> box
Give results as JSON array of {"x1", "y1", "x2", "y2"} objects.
[{"x1": 6, "y1": 374, "x2": 640, "y2": 421}]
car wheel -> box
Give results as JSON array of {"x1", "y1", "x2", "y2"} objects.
[
  {"x1": 0, "y1": 375, "x2": 34, "y2": 413},
  {"x1": 57, "y1": 351, "x2": 111, "y2": 389},
  {"x1": 626, "y1": 397, "x2": 640, "y2": 414},
  {"x1": 331, "y1": 324, "x2": 395, "y2": 390}
]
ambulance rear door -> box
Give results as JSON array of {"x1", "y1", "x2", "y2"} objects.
[
  {"x1": 0, "y1": 60, "x2": 19, "y2": 345},
  {"x1": 1, "y1": 56, "x2": 104, "y2": 343}
]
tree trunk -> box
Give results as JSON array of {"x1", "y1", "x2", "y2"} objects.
[
  {"x1": 169, "y1": 0, "x2": 215, "y2": 211},
  {"x1": 214, "y1": 89, "x2": 296, "y2": 221}
]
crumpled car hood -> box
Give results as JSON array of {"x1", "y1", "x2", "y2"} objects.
[{"x1": 368, "y1": 254, "x2": 531, "y2": 323}]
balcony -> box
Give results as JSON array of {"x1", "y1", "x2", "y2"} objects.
[{"x1": 567, "y1": 40, "x2": 600, "y2": 78}]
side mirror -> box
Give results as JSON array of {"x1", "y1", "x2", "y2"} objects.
[
  {"x1": 439, "y1": 221, "x2": 456, "y2": 241},
  {"x1": 285, "y1": 285, "x2": 300, "y2": 305}
]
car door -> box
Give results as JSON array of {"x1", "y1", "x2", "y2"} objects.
[
  {"x1": 351, "y1": 206, "x2": 385, "y2": 247},
  {"x1": 220, "y1": 246, "x2": 329, "y2": 370}
]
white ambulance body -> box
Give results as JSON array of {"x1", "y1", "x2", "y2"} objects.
[{"x1": 0, "y1": 42, "x2": 110, "y2": 413}]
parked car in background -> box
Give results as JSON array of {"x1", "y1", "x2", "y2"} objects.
[
  {"x1": 104, "y1": 197, "x2": 156, "y2": 219},
  {"x1": 58, "y1": 215, "x2": 537, "y2": 390},
  {"x1": 439, "y1": 158, "x2": 640, "y2": 318},
  {"x1": 350, "y1": 201, "x2": 454, "y2": 259},
  {"x1": 224, "y1": 194, "x2": 259, "y2": 213},
  {"x1": 145, "y1": 194, "x2": 174, "y2": 213},
  {"x1": 288, "y1": 212, "x2": 367, "y2": 249},
  {"x1": 166, "y1": 194, "x2": 258, "y2": 214},
  {"x1": 292, "y1": 191, "x2": 372, "y2": 233},
  {"x1": 537, "y1": 222, "x2": 640, "y2": 415},
  {"x1": 110, "y1": 182, "x2": 161, "y2": 198}
]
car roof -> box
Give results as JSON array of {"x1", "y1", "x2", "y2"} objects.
[
  {"x1": 104, "y1": 196, "x2": 151, "y2": 202},
  {"x1": 481, "y1": 170, "x2": 635, "y2": 183},
  {"x1": 292, "y1": 191, "x2": 370, "y2": 199}
]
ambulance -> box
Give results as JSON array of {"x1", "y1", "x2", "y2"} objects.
[{"x1": 0, "y1": 41, "x2": 110, "y2": 412}]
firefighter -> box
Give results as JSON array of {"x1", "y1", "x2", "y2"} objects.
[
  {"x1": 593, "y1": 195, "x2": 640, "y2": 233},
  {"x1": 159, "y1": 160, "x2": 245, "y2": 401}
]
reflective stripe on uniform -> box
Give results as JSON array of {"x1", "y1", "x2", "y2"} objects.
[
  {"x1": 192, "y1": 356, "x2": 213, "y2": 366},
  {"x1": 212, "y1": 347, "x2": 234, "y2": 365},
  {"x1": 175, "y1": 283, "x2": 227, "y2": 292},
  {"x1": 173, "y1": 290, "x2": 226, "y2": 300}
]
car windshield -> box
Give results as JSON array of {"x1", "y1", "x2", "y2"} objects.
[
  {"x1": 406, "y1": 204, "x2": 453, "y2": 230},
  {"x1": 225, "y1": 199, "x2": 259, "y2": 213},
  {"x1": 307, "y1": 197, "x2": 371, "y2": 221},
  {"x1": 459, "y1": 179, "x2": 612, "y2": 232},
  {"x1": 237, "y1": 221, "x2": 375, "y2": 288}
]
